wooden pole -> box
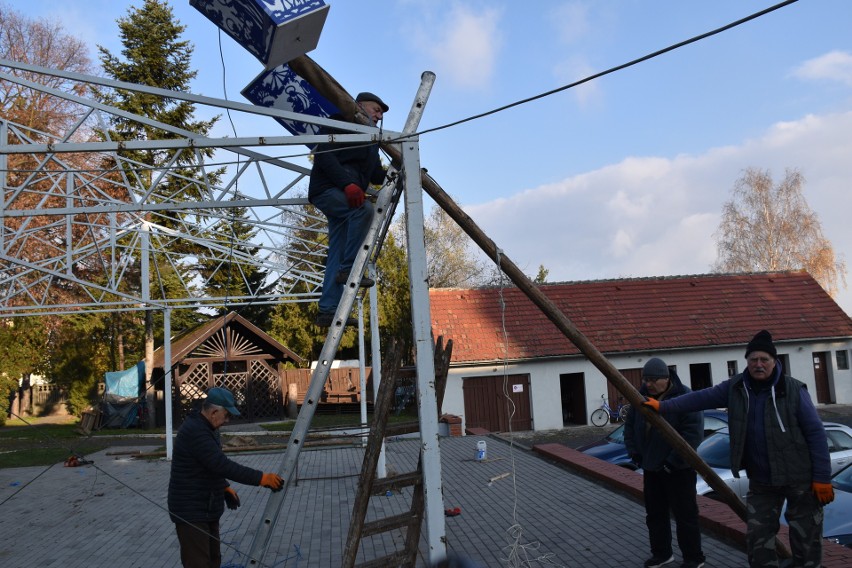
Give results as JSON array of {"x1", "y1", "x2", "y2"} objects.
[{"x1": 288, "y1": 54, "x2": 792, "y2": 557}]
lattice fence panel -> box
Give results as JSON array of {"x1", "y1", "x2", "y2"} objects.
[
  {"x1": 250, "y1": 359, "x2": 283, "y2": 419},
  {"x1": 213, "y1": 372, "x2": 248, "y2": 416},
  {"x1": 176, "y1": 364, "x2": 210, "y2": 420}
]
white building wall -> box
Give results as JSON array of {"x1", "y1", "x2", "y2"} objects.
[{"x1": 442, "y1": 339, "x2": 852, "y2": 433}]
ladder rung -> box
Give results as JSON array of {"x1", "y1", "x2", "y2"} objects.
[
  {"x1": 384, "y1": 421, "x2": 419, "y2": 437},
  {"x1": 371, "y1": 471, "x2": 422, "y2": 495},
  {"x1": 354, "y1": 550, "x2": 410, "y2": 568},
  {"x1": 362, "y1": 511, "x2": 419, "y2": 537}
]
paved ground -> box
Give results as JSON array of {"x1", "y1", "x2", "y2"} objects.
[
  {"x1": 1, "y1": 404, "x2": 849, "y2": 567},
  {"x1": 0, "y1": 435, "x2": 750, "y2": 567}
]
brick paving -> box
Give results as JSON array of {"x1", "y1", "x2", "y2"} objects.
[{"x1": 0, "y1": 433, "x2": 759, "y2": 568}]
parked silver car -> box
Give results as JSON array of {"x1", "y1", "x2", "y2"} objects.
[{"x1": 695, "y1": 422, "x2": 852, "y2": 500}]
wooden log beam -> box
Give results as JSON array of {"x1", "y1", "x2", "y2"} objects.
[{"x1": 287, "y1": 54, "x2": 790, "y2": 558}]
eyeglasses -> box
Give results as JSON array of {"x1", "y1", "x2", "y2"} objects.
[{"x1": 643, "y1": 376, "x2": 668, "y2": 383}]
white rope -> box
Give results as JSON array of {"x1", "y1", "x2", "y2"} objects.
[{"x1": 494, "y1": 250, "x2": 566, "y2": 568}]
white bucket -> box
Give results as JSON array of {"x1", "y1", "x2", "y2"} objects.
[{"x1": 476, "y1": 440, "x2": 487, "y2": 461}]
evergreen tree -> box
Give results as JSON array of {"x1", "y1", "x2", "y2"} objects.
[
  {"x1": 98, "y1": 0, "x2": 221, "y2": 425},
  {"x1": 266, "y1": 203, "x2": 360, "y2": 361},
  {"x1": 198, "y1": 204, "x2": 274, "y2": 328},
  {"x1": 98, "y1": 0, "x2": 216, "y2": 165}
]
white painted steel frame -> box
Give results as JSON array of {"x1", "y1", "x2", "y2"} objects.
[
  {"x1": 0, "y1": 58, "x2": 403, "y2": 316},
  {"x1": 2, "y1": 58, "x2": 447, "y2": 565}
]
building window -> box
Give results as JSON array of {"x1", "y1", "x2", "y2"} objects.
[
  {"x1": 837, "y1": 350, "x2": 850, "y2": 370},
  {"x1": 778, "y1": 354, "x2": 791, "y2": 375},
  {"x1": 727, "y1": 360, "x2": 738, "y2": 377}
]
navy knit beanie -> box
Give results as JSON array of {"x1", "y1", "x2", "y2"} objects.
[
  {"x1": 642, "y1": 357, "x2": 670, "y2": 379},
  {"x1": 745, "y1": 329, "x2": 777, "y2": 359}
]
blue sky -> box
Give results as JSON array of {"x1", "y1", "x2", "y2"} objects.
[{"x1": 6, "y1": 0, "x2": 852, "y2": 315}]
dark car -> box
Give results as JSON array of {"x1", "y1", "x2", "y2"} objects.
[
  {"x1": 578, "y1": 409, "x2": 729, "y2": 470},
  {"x1": 822, "y1": 462, "x2": 852, "y2": 548}
]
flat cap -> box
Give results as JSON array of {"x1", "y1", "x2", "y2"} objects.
[{"x1": 355, "y1": 91, "x2": 389, "y2": 112}]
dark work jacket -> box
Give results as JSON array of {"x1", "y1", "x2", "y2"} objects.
[
  {"x1": 167, "y1": 411, "x2": 263, "y2": 524},
  {"x1": 659, "y1": 363, "x2": 831, "y2": 485},
  {"x1": 307, "y1": 116, "x2": 386, "y2": 201},
  {"x1": 624, "y1": 371, "x2": 703, "y2": 472}
]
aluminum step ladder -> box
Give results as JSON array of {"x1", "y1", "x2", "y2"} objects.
[{"x1": 246, "y1": 74, "x2": 441, "y2": 567}]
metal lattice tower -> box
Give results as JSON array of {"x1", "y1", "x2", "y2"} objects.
[{"x1": 0, "y1": 58, "x2": 397, "y2": 317}]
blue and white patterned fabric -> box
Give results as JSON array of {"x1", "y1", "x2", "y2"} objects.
[
  {"x1": 241, "y1": 63, "x2": 339, "y2": 142},
  {"x1": 191, "y1": 0, "x2": 327, "y2": 66}
]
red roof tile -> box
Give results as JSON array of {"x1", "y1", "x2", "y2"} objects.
[{"x1": 429, "y1": 272, "x2": 852, "y2": 364}]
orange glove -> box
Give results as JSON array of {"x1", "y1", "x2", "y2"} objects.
[
  {"x1": 812, "y1": 481, "x2": 834, "y2": 505},
  {"x1": 344, "y1": 183, "x2": 365, "y2": 208},
  {"x1": 260, "y1": 472, "x2": 284, "y2": 492},
  {"x1": 642, "y1": 397, "x2": 660, "y2": 413},
  {"x1": 224, "y1": 486, "x2": 240, "y2": 509}
]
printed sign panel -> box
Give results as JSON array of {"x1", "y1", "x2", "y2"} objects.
[
  {"x1": 191, "y1": 0, "x2": 329, "y2": 67},
  {"x1": 242, "y1": 63, "x2": 339, "y2": 143}
]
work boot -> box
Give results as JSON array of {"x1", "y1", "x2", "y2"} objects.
[{"x1": 335, "y1": 271, "x2": 375, "y2": 288}]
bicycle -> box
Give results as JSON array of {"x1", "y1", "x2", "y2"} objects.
[{"x1": 590, "y1": 394, "x2": 630, "y2": 426}]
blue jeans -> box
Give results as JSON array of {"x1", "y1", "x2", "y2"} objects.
[{"x1": 310, "y1": 189, "x2": 374, "y2": 314}]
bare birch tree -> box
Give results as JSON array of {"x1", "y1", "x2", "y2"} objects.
[{"x1": 712, "y1": 167, "x2": 847, "y2": 297}]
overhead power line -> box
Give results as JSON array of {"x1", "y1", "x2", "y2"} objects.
[{"x1": 414, "y1": 0, "x2": 800, "y2": 138}]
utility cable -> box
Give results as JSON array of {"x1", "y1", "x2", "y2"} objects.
[
  {"x1": 0, "y1": 411, "x2": 284, "y2": 567},
  {"x1": 414, "y1": 0, "x2": 799, "y2": 139}
]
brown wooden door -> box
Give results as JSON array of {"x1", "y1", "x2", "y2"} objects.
[
  {"x1": 812, "y1": 352, "x2": 833, "y2": 404},
  {"x1": 463, "y1": 374, "x2": 532, "y2": 432},
  {"x1": 608, "y1": 367, "x2": 642, "y2": 415}
]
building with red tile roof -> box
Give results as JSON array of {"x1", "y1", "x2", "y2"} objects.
[{"x1": 429, "y1": 271, "x2": 852, "y2": 432}]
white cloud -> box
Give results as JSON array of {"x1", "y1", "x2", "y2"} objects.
[
  {"x1": 406, "y1": 4, "x2": 503, "y2": 90},
  {"x1": 792, "y1": 51, "x2": 852, "y2": 86},
  {"x1": 466, "y1": 110, "x2": 852, "y2": 314},
  {"x1": 552, "y1": 56, "x2": 600, "y2": 107}
]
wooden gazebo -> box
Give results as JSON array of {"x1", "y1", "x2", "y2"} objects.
[{"x1": 151, "y1": 312, "x2": 303, "y2": 424}]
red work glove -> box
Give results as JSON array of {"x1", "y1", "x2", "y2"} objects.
[
  {"x1": 344, "y1": 183, "x2": 365, "y2": 208},
  {"x1": 812, "y1": 481, "x2": 834, "y2": 505},
  {"x1": 260, "y1": 472, "x2": 284, "y2": 492},
  {"x1": 224, "y1": 486, "x2": 240, "y2": 509},
  {"x1": 642, "y1": 397, "x2": 660, "y2": 413}
]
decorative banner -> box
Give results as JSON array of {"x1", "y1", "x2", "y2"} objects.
[
  {"x1": 242, "y1": 63, "x2": 339, "y2": 143},
  {"x1": 190, "y1": 0, "x2": 329, "y2": 68}
]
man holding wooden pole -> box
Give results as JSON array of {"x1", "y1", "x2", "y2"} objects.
[
  {"x1": 643, "y1": 330, "x2": 833, "y2": 568},
  {"x1": 626, "y1": 358, "x2": 705, "y2": 568}
]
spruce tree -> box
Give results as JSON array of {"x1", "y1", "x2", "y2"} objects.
[{"x1": 98, "y1": 0, "x2": 220, "y2": 426}]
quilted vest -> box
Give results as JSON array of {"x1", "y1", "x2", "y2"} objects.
[{"x1": 727, "y1": 373, "x2": 811, "y2": 485}]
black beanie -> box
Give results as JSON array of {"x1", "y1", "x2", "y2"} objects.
[
  {"x1": 642, "y1": 357, "x2": 670, "y2": 379},
  {"x1": 745, "y1": 329, "x2": 777, "y2": 358}
]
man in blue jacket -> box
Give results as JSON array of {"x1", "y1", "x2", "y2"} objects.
[
  {"x1": 308, "y1": 92, "x2": 389, "y2": 327},
  {"x1": 625, "y1": 357, "x2": 705, "y2": 568},
  {"x1": 168, "y1": 387, "x2": 283, "y2": 568},
  {"x1": 644, "y1": 330, "x2": 834, "y2": 568}
]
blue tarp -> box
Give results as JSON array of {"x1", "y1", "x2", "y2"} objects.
[
  {"x1": 101, "y1": 362, "x2": 145, "y2": 429},
  {"x1": 104, "y1": 361, "x2": 144, "y2": 401}
]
